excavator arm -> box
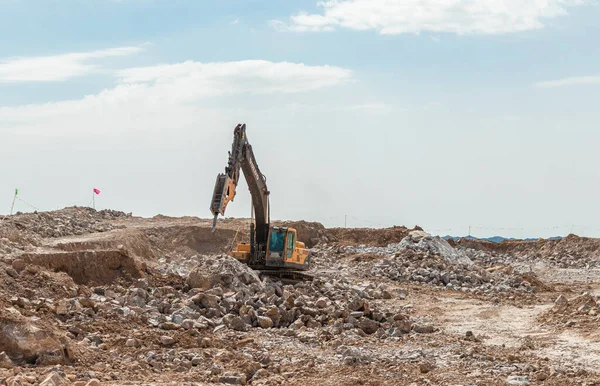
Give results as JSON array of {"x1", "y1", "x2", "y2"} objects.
[{"x1": 210, "y1": 124, "x2": 271, "y2": 249}]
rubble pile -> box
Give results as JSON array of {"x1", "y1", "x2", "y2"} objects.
[
  {"x1": 458, "y1": 247, "x2": 532, "y2": 268},
  {"x1": 0, "y1": 247, "x2": 424, "y2": 384},
  {"x1": 125, "y1": 255, "x2": 416, "y2": 337},
  {"x1": 456, "y1": 235, "x2": 600, "y2": 269},
  {"x1": 540, "y1": 292, "x2": 600, "y2": 329},
  {"x1": 342, "y1": 231, "x2": 473, "y2": 266},
  {"x1": 0, "y1": 207, "x2": 128, "y2": 245},
  {"x1": 3, "y1": 207, "x2": 600, "y2": 384},
  {"x1": 321, "y1": 232, "x2": 538, "y2": 295}
]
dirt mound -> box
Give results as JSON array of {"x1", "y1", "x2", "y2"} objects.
[
  {"x1": 273, "y1": 220, "x2": 326, "y2": 248},
  {"x1": 0, "y1": 207, "x2": 128, "y2": 254},
  {"x1": 539, "y1": 292, "x2": 600, "y2": 332},
  {"x1": 321, "y1": 225, "x2": 414, "y2": 247},
  {"x1": 147, "y1": 225, "x2": 237, "y2": 257},
  {"x1": 457, "y1": 234, "x2": 600, "y2": 268},
  {"x1": 17, "y1": 248, "x2": 143, "y2": 285}
]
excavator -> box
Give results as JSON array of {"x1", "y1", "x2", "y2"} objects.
[{"x1": 209, "y1": 124, "x2": 312, "y2": 282}]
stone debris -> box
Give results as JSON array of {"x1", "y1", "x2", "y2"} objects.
[
  {"x1": 0, "y1": 208, "x2": 599, "y2": 384},
  {"x1": 0, "y1": 351, "x2": 15, "y2": 369},
  {"x1": 506, "y1": 375, "x2": 530, "y2": 385},
  {"x1": 457, "y1": 234, "x2": 600, "y2": 269},
  {"x1": 554, "y1": 294, "x2": 568, "y2": 306},
  {"x1": 419, "y1": 360, "x2": 435, "y2": 374},
  {"x1": 319, "y1": 234, "x2": 538, "y2": 296},
  {"x1": 340, "y1": 232, "x2": 473, "y2": 266},
  {"x1": 39, "y1": 372, "x2": 67, "y2": 386},
  {"x1": 0, "y1": 207, "x2": 128, "y2": 243}
]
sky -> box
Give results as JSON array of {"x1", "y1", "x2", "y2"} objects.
[{"x1": 1, "y1": 0, "x2": 600, "y2": 239}]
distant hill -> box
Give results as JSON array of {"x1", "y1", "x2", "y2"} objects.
[{"x1": 441, "y1": 235, "x2": 563, "y2": 243}]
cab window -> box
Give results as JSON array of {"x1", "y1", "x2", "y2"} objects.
[
  {"x1": 286, "y1": 231, "x2": 295, "y2": 258},
  {"x1": 269, "y1": 231, "x2": 285, "y2": 252}
]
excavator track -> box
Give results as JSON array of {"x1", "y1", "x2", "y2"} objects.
[{"x1": 255, "y1": 269, "x2": 314, "y2": 284}]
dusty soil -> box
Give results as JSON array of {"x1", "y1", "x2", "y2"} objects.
[{"x1": 1, "y1": 208, "x2": 600, "y2": 385}]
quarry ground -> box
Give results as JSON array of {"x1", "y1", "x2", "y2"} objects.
[{"x1": 1, "y1": 208, "x2": 600, "y2": 385}]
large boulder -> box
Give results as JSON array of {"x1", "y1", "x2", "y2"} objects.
[
  {"x1": 186, "y1": 255, "x2": 262, "y2": 291},
  {"x1": 0, "y1": 317, "x2": 72, "y2": 365}
]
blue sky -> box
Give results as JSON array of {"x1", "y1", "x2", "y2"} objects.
[{"x1": 2, "y1": 0, "x2": 600, "y2": 238}]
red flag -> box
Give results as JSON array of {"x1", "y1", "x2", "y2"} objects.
[{"x1": 93, "y1": 188, "x2": 100, "y2": 195}]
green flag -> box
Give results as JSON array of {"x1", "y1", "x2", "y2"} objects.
[{"x1": 14, "y1": 189, "x2": 18, "y2": 196}]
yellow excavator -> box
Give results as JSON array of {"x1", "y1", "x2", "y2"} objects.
[{"x1": 210, "y1": 124, "x2": 312, "y2": 281}]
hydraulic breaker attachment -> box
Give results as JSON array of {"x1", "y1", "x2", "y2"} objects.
[{"x1": 210, "y1": 173, "x2": 236, "y2": 232}]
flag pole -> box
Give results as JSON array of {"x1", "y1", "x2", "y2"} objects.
[
  {"x1": 10, "y1": 189, "x2": 18, "y2": 215},
  {"x1": 92, "y1": 190, "x2": 95, "y2": 209}
]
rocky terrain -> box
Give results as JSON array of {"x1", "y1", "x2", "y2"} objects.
[{"x1": 1, "y1": 207, "x2": 600, "y2": 385}]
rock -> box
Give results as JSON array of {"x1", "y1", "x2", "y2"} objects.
[
  {"x1": 419, "y1": 360, "x2": 435, "y2": 374},
  {"x1": 40, "y1": 372, "x2": 66, "y2": 386},
  {"x1": 127, "y1": 295, "x2": 146, "y2": 308},
  {"x1": 357, "y1": 318, "x2": 379, "y2": 335},
  {"x1": 414, "y1": 324, "x2": 435, "y2": 334},
  {"x1": 219, "y1": 374, "x2": 246, "y2": 385},
  {"x1": 257, "y1": 316, "x2": 274, "y2": 329},
  {"x1": 536, "y1": 372, "x2": 548, "y2": 381},
  {"x1": 5, "y1": 267, "x2": 19, "y2": 278},
  {"x1": 79, "y1": 297, "x2": 96, "y2": 309},
  {"x1": 0, "y1": 351, "x2": 15, "y2": 369},
  {"x1": 199, "y1": 337, "x2": 212, "y2": 348},
  {"x1": 394, "y1": 319, "x2": 412, "y2": 333},
  {"x1": 347, "y1": 297, "x2": 364, "y2": 312},
  {"x1": 409, "y1": 230, "x2": 431, "y2": 240},
  {"x1": 159, "y1": 336, "x2": 176, "y2": 346},
  {"x1": 191, "y1": 293, "x2": 220, "y2": 309},
  {"x1": 55, "y1": 300, "x2": 69, "y2": 315},
  {"x1": 315, "y1": 297, "x2": 328, "y2": 308},
  {"x1": 86, "y1": 380, "x2": 101, "y2": 386},
  {"x1": 125, "y1": 338, "x2": 141, "y2": 348},
  {"x1": 181, "y1": 319, "x2": 195, "y2": 330},
  {"x1": 506, "y1": 375, "x2": 530, "y2": 385},
  {"x1": 0, "y1": 319, "x2": 69, "y2": 365},
  {"x1": 159, "y1": 322, "x2": 179, "y2": 330},
  {"x1": 11, "y1": 259, "x2": 26, "y2": 272},
  {"x1": 15, "y1": 298, "x2": 29, "y2": 308},
  {"x1": 265, "y1": 307, "x2": 279, "y2": 320},
  {"x1": 554, "y1": 294, "x2": 568, "y2": 306},
  {"x1": 229, "y1": 317, "x2": 248, "y2": 332},
  {"x1": 186, "y1": 270, "x2": 214, "y2": 290}
]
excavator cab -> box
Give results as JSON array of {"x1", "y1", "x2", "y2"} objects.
[
  {"x1": 229, "y1": 227, "x2": 310, "y2": 270},
  {"x1": 265, "y1": 227, "x2": 310, "y2": 269}
]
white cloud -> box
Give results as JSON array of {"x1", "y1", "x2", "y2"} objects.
[
  {"x1": 116, "y1": 60, "x2": 352, "y2": 97},
  {"x1": 0, "y1": 45, "x2": 144, "y2": 83},
  {"x1": 535, "y1": 75, "x2": 600, "y2": 88},
  {"x1": 0, "y1": 59, "x2": 353, "y2": 133},
  {"x1": 273, "y1": 0, "x2": 588, "y2": 35}
]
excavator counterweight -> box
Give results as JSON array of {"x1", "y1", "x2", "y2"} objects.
[{"x1": 210, "y1": 124, "x2": 312, "y2": 281}]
